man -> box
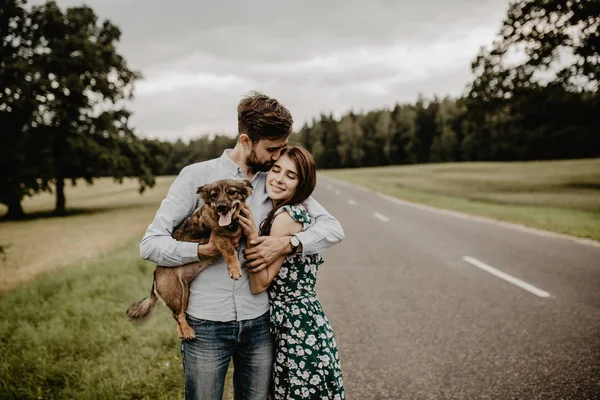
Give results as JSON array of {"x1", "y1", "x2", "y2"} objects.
[{"x1": 139, "y1": 92, "x2": 345, "y2": 400}]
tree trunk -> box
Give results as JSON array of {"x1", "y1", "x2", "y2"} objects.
[
  {"x1": 55, "y1": 176, "x2": 66, "y2": 215},
  {"x1": 53, "y1": 127, "x2": 67, "y2": 215},
  {"x1": 5, "y1": 193, "x2": 24, "y2": 219}
]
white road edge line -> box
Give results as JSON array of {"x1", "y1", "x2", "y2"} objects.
[
  {"x1": 374, "y1": 212, "x2": 390, "y2": 222},
  {"x1": 348, "y1": 199, "x2": 357, "y2": 205},
  {"x1": 462, "y1": 256, "x2": 551, "y2": 298}
]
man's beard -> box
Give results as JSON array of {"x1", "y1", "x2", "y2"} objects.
[{"x1": 246, "y1": 149, "x2": 273, "y2": 172}]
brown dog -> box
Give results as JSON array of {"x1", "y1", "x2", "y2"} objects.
[{"x1": 126, "y1": 178, "x2": 253, "y2": 340}]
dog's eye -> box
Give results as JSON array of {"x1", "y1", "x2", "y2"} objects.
[
  {"x1": 227, "y1": 189, "x2": 238, "y2": 196},
  {"x1": 210, "y1": 192, "x2": 218, "y2": 198}
]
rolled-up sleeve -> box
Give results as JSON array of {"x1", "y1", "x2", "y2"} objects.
[
  {"x1": 296, "y1": 196, "x2": 345, "y2": 255},
  {"x1": 139, "y1": 166, "x2": 202, "y2": 267}
]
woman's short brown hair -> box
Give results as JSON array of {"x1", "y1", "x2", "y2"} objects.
[{"x1": 237, "y1": 92, "x2": 293, "y2": 142}]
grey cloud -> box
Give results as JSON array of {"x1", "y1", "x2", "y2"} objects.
[
  {"x1": 48, "y1": 0, "x2": 506, "y2": 67},
  {"x1": 32, "y1": 0, "x2": 511, "y2": 140}
]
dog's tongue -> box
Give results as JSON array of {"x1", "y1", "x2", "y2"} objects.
[{"x1": 218, "y1": 209, "x2": 234, "y2": 226}]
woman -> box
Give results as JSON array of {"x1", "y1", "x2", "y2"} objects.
[{"x1": 238, "y1": 145, "x2": 345, "y2": 400}]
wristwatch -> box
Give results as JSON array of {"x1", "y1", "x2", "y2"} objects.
[{"x1": 289, "y1": 234, "x2": 300, "y2": 253}]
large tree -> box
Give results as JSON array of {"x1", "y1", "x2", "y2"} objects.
[
  {"x1": 1, "y1": 0, "x2": 154, "y2": 217},
  {"x1": 30, "y1": 1, "x2": 147, "y2": 213},
  {"x1": 0, "y1": 0, "x2": 50, "y2": 218},
  {"x1": 467, "y1": 0, "x2": 600, "y2": 160},
  {"x1": 471, "y1": 0, "x2": 600, "y2": 101}
]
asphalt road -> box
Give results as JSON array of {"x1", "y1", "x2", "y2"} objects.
[{"x1": 312, "y1": 175, "x2": 600, "y2": 400}]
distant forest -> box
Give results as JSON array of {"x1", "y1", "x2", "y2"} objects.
[{"x1": 148, "y1": 86, "x2": 599, "y2": 174}]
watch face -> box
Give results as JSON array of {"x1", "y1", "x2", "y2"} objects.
[{"x1": 291, "y1": 235, "x2": 300, "y2": 247}]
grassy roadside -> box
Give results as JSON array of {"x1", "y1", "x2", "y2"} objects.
[
  {"x1": 0, "y1": 177, "x2": 238, "y2": 400},
  {"x1": 0, "y1": 240, "x2": 234, "y2": 400},
  {"x1": 322, "y1": 158, "x2": 600, "y2": 242},
  {"x1": 0, "y1": 177, "x2": 176, "y2": 291}
]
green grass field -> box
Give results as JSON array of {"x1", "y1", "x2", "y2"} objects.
[
  {"x1": 0, "y1": 177, "x2": 234, "y2": 399},
  {"x1": 0, "y1": 241, "x2": 187, "y2": 399},
  {"x1": 1, "y1": 158, "x2": 599, "y2": 399},
  {"x1": 323, "y1": 158, "x2": 600, "y2": 241}
]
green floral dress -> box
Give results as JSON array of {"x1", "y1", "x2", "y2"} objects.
[{"x1": 268, "y1": 205, "x2": 345, "y2": 400}]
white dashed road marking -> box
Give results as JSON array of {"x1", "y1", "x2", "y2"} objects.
[
  {"x1": 462, "y1": 256, "x2": 551, "y2": 298},
  {"x1": 374, "y1": 212, "x2": 390, "y2": 222},
  {"x1": 348, "y1": 199, "x2": 357, "y2": 205}
]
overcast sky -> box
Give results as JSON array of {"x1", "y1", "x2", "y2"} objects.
[{"x1": 35, "y1": 0, "x2": 511, "y2": 141}]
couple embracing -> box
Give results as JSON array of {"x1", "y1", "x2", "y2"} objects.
[{"x1": 140, "y1": 92, "x2": 345, "y2": 400}]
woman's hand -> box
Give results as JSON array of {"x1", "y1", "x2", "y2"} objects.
[{"x1": 238, "y1": 204, "x2": 259, "y2": 242}]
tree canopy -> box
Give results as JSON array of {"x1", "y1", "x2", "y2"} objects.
[{"x1": 1, "y1": 0, "x2": 155, "y2": 217}]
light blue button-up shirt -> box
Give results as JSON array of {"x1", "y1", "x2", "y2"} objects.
[{"x1": 140, "y1": 149, "x2": 345, "y2": 322}]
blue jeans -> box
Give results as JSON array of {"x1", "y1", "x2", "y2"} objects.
[{"x1": 180, "y1": 311, "x2": 273, "y2": 400}]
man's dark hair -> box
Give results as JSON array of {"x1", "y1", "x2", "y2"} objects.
[{"x1": 237, "y1": 92, "x2": 293, "y2": 142}]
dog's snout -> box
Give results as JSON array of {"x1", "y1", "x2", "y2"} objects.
[{"x1": 216, "y1": 203, "x2": 228, "y2": 213}]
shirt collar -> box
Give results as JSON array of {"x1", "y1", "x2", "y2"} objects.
[{"x1": 220, "y1": 149, "x2": 243, "y2": 177}]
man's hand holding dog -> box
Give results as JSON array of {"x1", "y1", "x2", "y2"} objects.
[
  {"x1": 244, "y1": 236, "x2": 291, "y2": 272},
  {"x1": 239, "y1": 204, "x2": 291, "y2": 273}
]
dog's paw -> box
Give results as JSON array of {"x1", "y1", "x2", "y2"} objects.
[
  {"x1": 228, "y1": 266, "x2": 242, "y2": 280},
  {"x1": 179, "y1": 326, "x2": 196, "y2": 341}
]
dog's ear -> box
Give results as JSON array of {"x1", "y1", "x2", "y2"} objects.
[
  {"x1": 241, "y1": 179, "x2": 253, "y2": 198},
  {"x1": 197, "y1": 183, "x2": 213, "y2": 203}
]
